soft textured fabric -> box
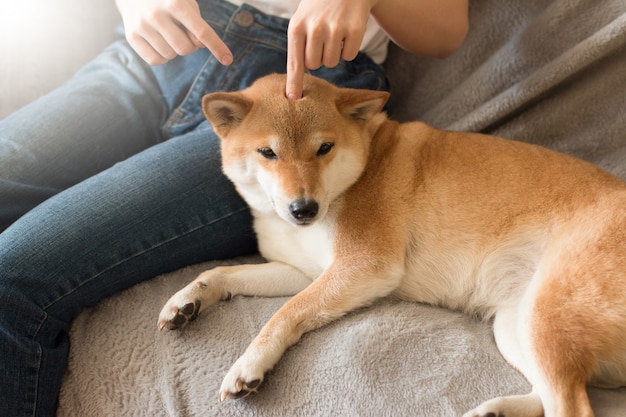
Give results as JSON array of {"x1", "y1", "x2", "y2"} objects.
[
  {"x1": 57, "y1": 0, "x2": 626, "y2": 416},
  {"x1": 58, "y1": 257, "x2": 626, "y2": 416}
]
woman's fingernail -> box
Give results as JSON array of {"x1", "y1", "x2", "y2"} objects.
[{"x1": 221, "y1": 54, "x2": 233, "y2": 65}]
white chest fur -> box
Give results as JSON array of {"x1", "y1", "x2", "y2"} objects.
[{"x1": 253, "y1": 211, "x2": 335, "y2": 280}]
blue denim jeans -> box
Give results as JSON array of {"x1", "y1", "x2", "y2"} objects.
[{"x1": 0, "y1": 1, "x2": 389, "y2": 416}]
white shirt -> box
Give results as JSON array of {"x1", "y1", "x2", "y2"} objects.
[{"x1": 226, "y1": 0, "x2": 390, "y2": 63}]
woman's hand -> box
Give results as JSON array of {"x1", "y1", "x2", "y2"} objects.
[
  {"x1": 285, "y1": 0, "x2": 469, "y2": 100},
  {"x1": 286, "y1": 0, "x2": 373, "y2": 100},
  {"x1": 115, "y1": 0, "x2": 233, "y2": 66}
]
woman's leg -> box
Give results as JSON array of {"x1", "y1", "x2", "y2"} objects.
[
  {"x1": 0, "y1": 21, "x2": 219, "y2": 417},
  {"x1": 0, "y1": 38, "x2": 169, "y2": 232},
  {"x1": 0, "y1": 122, "x2": 258, "y2": 417}
]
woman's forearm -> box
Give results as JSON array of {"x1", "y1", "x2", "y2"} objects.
[{"x1": 372, "y1": 0, "x2": 469, "y2": 58}]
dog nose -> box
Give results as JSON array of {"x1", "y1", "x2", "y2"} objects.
[{"x1": 289, "y1": 198, "x2": 319, "y2": 222}]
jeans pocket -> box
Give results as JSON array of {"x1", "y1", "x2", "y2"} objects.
[{"x1": 160, "y1": 41, "x2": 288, "y2": 139}]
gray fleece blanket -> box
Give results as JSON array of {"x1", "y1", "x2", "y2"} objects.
[{"x1": 57, "y1": 0, "x2": 626, "y2": 415}]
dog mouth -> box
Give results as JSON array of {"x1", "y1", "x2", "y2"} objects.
[{"x1": 292, "y1": 218, "x2": 315, "y2": 226}]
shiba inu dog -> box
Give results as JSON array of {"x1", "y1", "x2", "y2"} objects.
[{"x1": 158, "y1": 73, "x2": 626, "y2": 417}]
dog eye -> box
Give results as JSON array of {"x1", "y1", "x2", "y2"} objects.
[
  {"x1": 317, "y1": 142, "x2": 334, "y2": 156},
  {"x1": 257, "y1": 147, "x2": 277, "y2": 160}
]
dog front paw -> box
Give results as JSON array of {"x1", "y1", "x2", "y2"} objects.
[
  {"x1": 158, "y1": 299, "x2": 201, "y2": 331},
  {"x1": 218, "y1": 356, "x2": 266, "y2": 401},
  {"x1": 157, "y1": 271, "x2": 226, "y2": 331}
]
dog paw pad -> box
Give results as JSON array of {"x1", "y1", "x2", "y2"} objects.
[
  {"x1": 160, "y1": 300, "x2": 201, "y2": 330},
  {"x1": 219, "y1": 378, "x2": 263, "y2": 402}
]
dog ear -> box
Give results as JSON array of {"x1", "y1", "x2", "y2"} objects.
[
  {"x1": 202, "y1": 93, "x2": 252, "y2": 138},
  {"x1": 336, "y1": 90, "x2": 390, "y2": 122}
]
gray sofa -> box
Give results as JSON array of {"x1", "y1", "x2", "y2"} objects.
[{"x1": 3, "y1": 1, "x2": 626, "y2": 416}]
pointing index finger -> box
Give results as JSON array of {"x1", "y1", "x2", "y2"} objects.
[
  {"x1": 286, "y1": 26, "x2": 305, "y2": 100},
  {"x1": 177, "y1": 9, "x2": 233, "y2": 65}
]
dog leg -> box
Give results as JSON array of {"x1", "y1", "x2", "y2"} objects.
[
  {"x1": 525, "y1": 232, "x2": 626, "y2": 417},
  {"x1": 526, "y1": 282, "x2": 597, "y2": 417},
  {"x1": 218, "y1": 261, "x2": 403, "y2": 401},
  {"x1": 157, "y1": 262, "x2": 313, "y2": 330},
  {"x1": 476, "y1": 261, "x2": 608, "y2": 417},
  {"x1": 463, "y1": 307, "x2": 544, "y2": 417},
  {"x1": 465, "y1": 281, "x2": 597, "y2": 417}
]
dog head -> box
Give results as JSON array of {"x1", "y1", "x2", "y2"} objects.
[{"x1": 202, "y1": 74, "x2": 389, "y2": 226}]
